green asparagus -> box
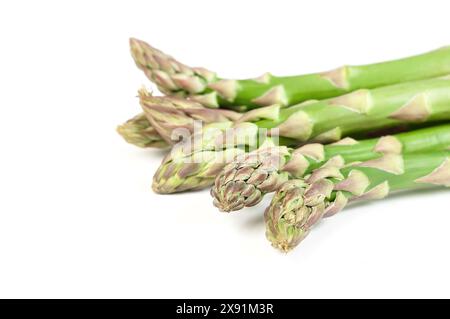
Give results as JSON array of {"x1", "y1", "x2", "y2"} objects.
[
  {"x1": 265, "y1": 151, "x2": 450, "y2": 252},
  {"x1": 130, "y1": 38, "x2": 450, "y2": 111},
  {"x1": 140, "y1": 88, "x2": 241, "y2": 145},
  {"x1": 251, "y1": 77, "x2": 450, "y2": 144},
  {"x1": 117, "y1": 89, "x2": 241, "y2": 148},
  {"x1": 212, "y1": 124, "x2": 450, "y2": 211},
  {"x1": 153, "y1": 77, "x2": 450, "y2": 193},
  {"x1": 117, "y1": 113, "x2": 168, "y2": 148}
]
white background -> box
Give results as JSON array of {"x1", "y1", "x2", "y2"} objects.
[{"x1": 0, "y1": 0, "x2": 449, "y2": 298}]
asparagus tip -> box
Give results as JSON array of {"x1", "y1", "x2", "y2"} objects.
[
  {"x1": 116, "y1": 124, "x2": 148, "y2": 148},
  {"x1": 117, "y1": 113, "x2": 168, "y2": 149},
  {"x1": 275, "y1": 242, "x2": 292, "y2": 253}
]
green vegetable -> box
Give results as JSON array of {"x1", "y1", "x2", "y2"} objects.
[
  {"x1": 130, "y1": 38, "x2": 450, "y2": 111},
  {"x1": 117, "y1": 113, "x2": 168, "y2": 148}
]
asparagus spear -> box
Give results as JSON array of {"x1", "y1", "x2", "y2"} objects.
[
  {"x1": 152, "y1": 123, "x2": 286, "y2": 193},
  {"x1": 250, "y1": 77, "x2": 450, "y2": 144},
  {"x1": 117, "y1": 113, "x2": 168, "y2": 148},
  {"x1": 116, "y1": 89, "x2": 240, "y2": 148},
  {"x1": 139, "y1": 88, "x2": 241, "y2": 145},
  {"x1": 212, "y1": 124, "x2": 450, "y2": 211},
  {"x1": 130, "y1": 38, "x2": 450, "y2": 110},
  {"x1": 265, "y1": 151, "x2": 450, "y2": 252}
]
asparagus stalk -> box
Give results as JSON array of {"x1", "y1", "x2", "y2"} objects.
[
  {"x1": 130, "y1": 38, "x2": 450, "y2": 110},
  {"x1": 117, "y1": 113, "x2": 168, "y2": 148},
  {"x1": 212, "y1": 124, "x2": 450, "y2": 211},
  {"x1": 265, "y1": 151, "x2": 450, "y2": 252},
  {"x1": 139, "y1": 88, "x2": 241, "y2": 145}
]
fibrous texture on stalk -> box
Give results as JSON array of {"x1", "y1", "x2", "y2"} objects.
[
  {"x1": 130, "y1": 37, "x2": 450, "y2": 110},
  {"x1": 139, "y1": 88, "x2": 241, "y2": 145},
  {"x1": 116, "y1": 113, "x2": 168, "y2": 148},
  {"x1": 265, "y1": 150, "x2": 450, "y2": 252},
  {"x1": 212, "y1": 124, "x2": 450, "y2": 211}
]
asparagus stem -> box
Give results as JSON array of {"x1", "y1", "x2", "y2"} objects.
[
  {"x1": 117, "y1": 113, "x2": 168, "y2": 148},
  {"x1": 212, "y1": 124, "x2": 450, "y2": 211},
  {"x1": 130, "y1": 38, "x2": 450, "y2": 110},
  {"x1": 265, "y1": 151, "x2": 450, "y2": 252},
  {"x1": 117, "y1": 89, "x2": 242, "y2": 148}
]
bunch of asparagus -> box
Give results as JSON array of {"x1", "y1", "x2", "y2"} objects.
[{"x1": 119, "y1": 38, "x2": 450, "y2": 253}]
